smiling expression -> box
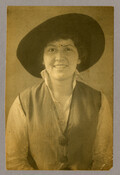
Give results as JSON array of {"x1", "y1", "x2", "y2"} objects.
[{"x1": 43, "y1": 39, "x2": 80, "y2": 81}]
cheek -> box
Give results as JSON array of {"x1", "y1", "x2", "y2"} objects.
[
  {"x1": 69, "y1": 56, "x2": 79, "y2": 65},
  {"x1": 43, "y1": 55, "x2": 55, "y2": 69},
  {"x1": 43, "y1": 55, "x2": 50, "y2": 65}
]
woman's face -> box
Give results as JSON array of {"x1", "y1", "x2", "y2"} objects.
[{"x1": 43, "y1": 39, "x2": 80, "y2": 81}]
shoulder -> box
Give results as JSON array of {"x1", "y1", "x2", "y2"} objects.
[
  {"x1": 76, "y1": 80, "x2": 101, "y2": 95},
  {"x1": 19, "y1": 79, "x2": 44, "y2": 99},
  {"x1": 18, "y1": 79, "x2": 45, "y2": 110},
  {"x1": 76, "y1": 81, "x2": 102, "y2": 109}
]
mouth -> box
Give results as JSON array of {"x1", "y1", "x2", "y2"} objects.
[{"x1": 53, "y1": 64, "x2": 68, "y2": 69}]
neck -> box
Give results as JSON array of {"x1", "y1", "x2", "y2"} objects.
[{"x1": 50, "y1": 76, "x2": 74, "y2": 100}]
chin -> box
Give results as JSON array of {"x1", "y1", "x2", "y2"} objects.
[{"x1": 52, "y1": 76, "x2": 66, "y2": 81}]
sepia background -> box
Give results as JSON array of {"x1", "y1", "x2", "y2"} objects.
[{"x1": 5, "y1": 6, "x2": 113, "y2": 123}]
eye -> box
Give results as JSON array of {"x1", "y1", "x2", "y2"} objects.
[
  {"x1": 64, "y1": 47, "x2": 73, "y2": 52},
  {"x1": 48, "y1": 48, "x2": 56, "y2": 53}
]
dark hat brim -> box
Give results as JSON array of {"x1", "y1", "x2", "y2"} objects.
[{"x1": 17, "y1": 13, "x2": 105, "y2": 77}]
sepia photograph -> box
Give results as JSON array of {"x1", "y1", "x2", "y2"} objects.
[{"x1": 5, "y1": 6, "x2": 113, "y2": 170}]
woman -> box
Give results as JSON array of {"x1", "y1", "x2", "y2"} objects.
[{"x1": 6, "y1": 13, "x2": 113, "y2": 170}]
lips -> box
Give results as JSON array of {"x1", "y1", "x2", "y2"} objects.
[
  {"x1": 54, "y1": 64, "x2": 68, "y2": 67},
  {"x1": 53, "y1": 64, "x2": 68, "y2": 70}
]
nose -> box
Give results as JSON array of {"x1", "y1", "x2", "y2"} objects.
[{"x1": 55, "y1": 50, "x2": 65, "y2": 61}]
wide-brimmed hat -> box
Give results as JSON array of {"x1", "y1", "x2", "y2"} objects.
[{"x1": 17, "y1": 13, "x2": 105, "y2": 77}]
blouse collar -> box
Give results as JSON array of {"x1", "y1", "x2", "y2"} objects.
[{"x1": 40, "y1": 69, "x2": 80, "y2": 102}]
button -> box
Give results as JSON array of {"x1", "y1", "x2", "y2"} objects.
[
  {"x1": 60, "y1": 156, "x2": 68, "y2": 163},
  {"x1": 59, "y1": 136, "x2": 68, "y2": 146}
]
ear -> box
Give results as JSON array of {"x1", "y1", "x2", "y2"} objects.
[{"x1": 77, "y1": 58, "x2": 81, "y2": 64}]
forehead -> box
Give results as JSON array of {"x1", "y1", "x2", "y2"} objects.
[{"x1": 46, "y1": 39, "x2": 75, "y2": 47}]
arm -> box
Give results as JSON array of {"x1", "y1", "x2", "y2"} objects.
[
  {"x1": 6, "y1": 96, "x2": 34, "y2": 170},
  {"x1": 91, "y1": 93, "x2": 113, "y2": 170}
]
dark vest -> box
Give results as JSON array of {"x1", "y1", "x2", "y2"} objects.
[{"x1": 20, "y1": 80, "x2": 101, "y2": 170}]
